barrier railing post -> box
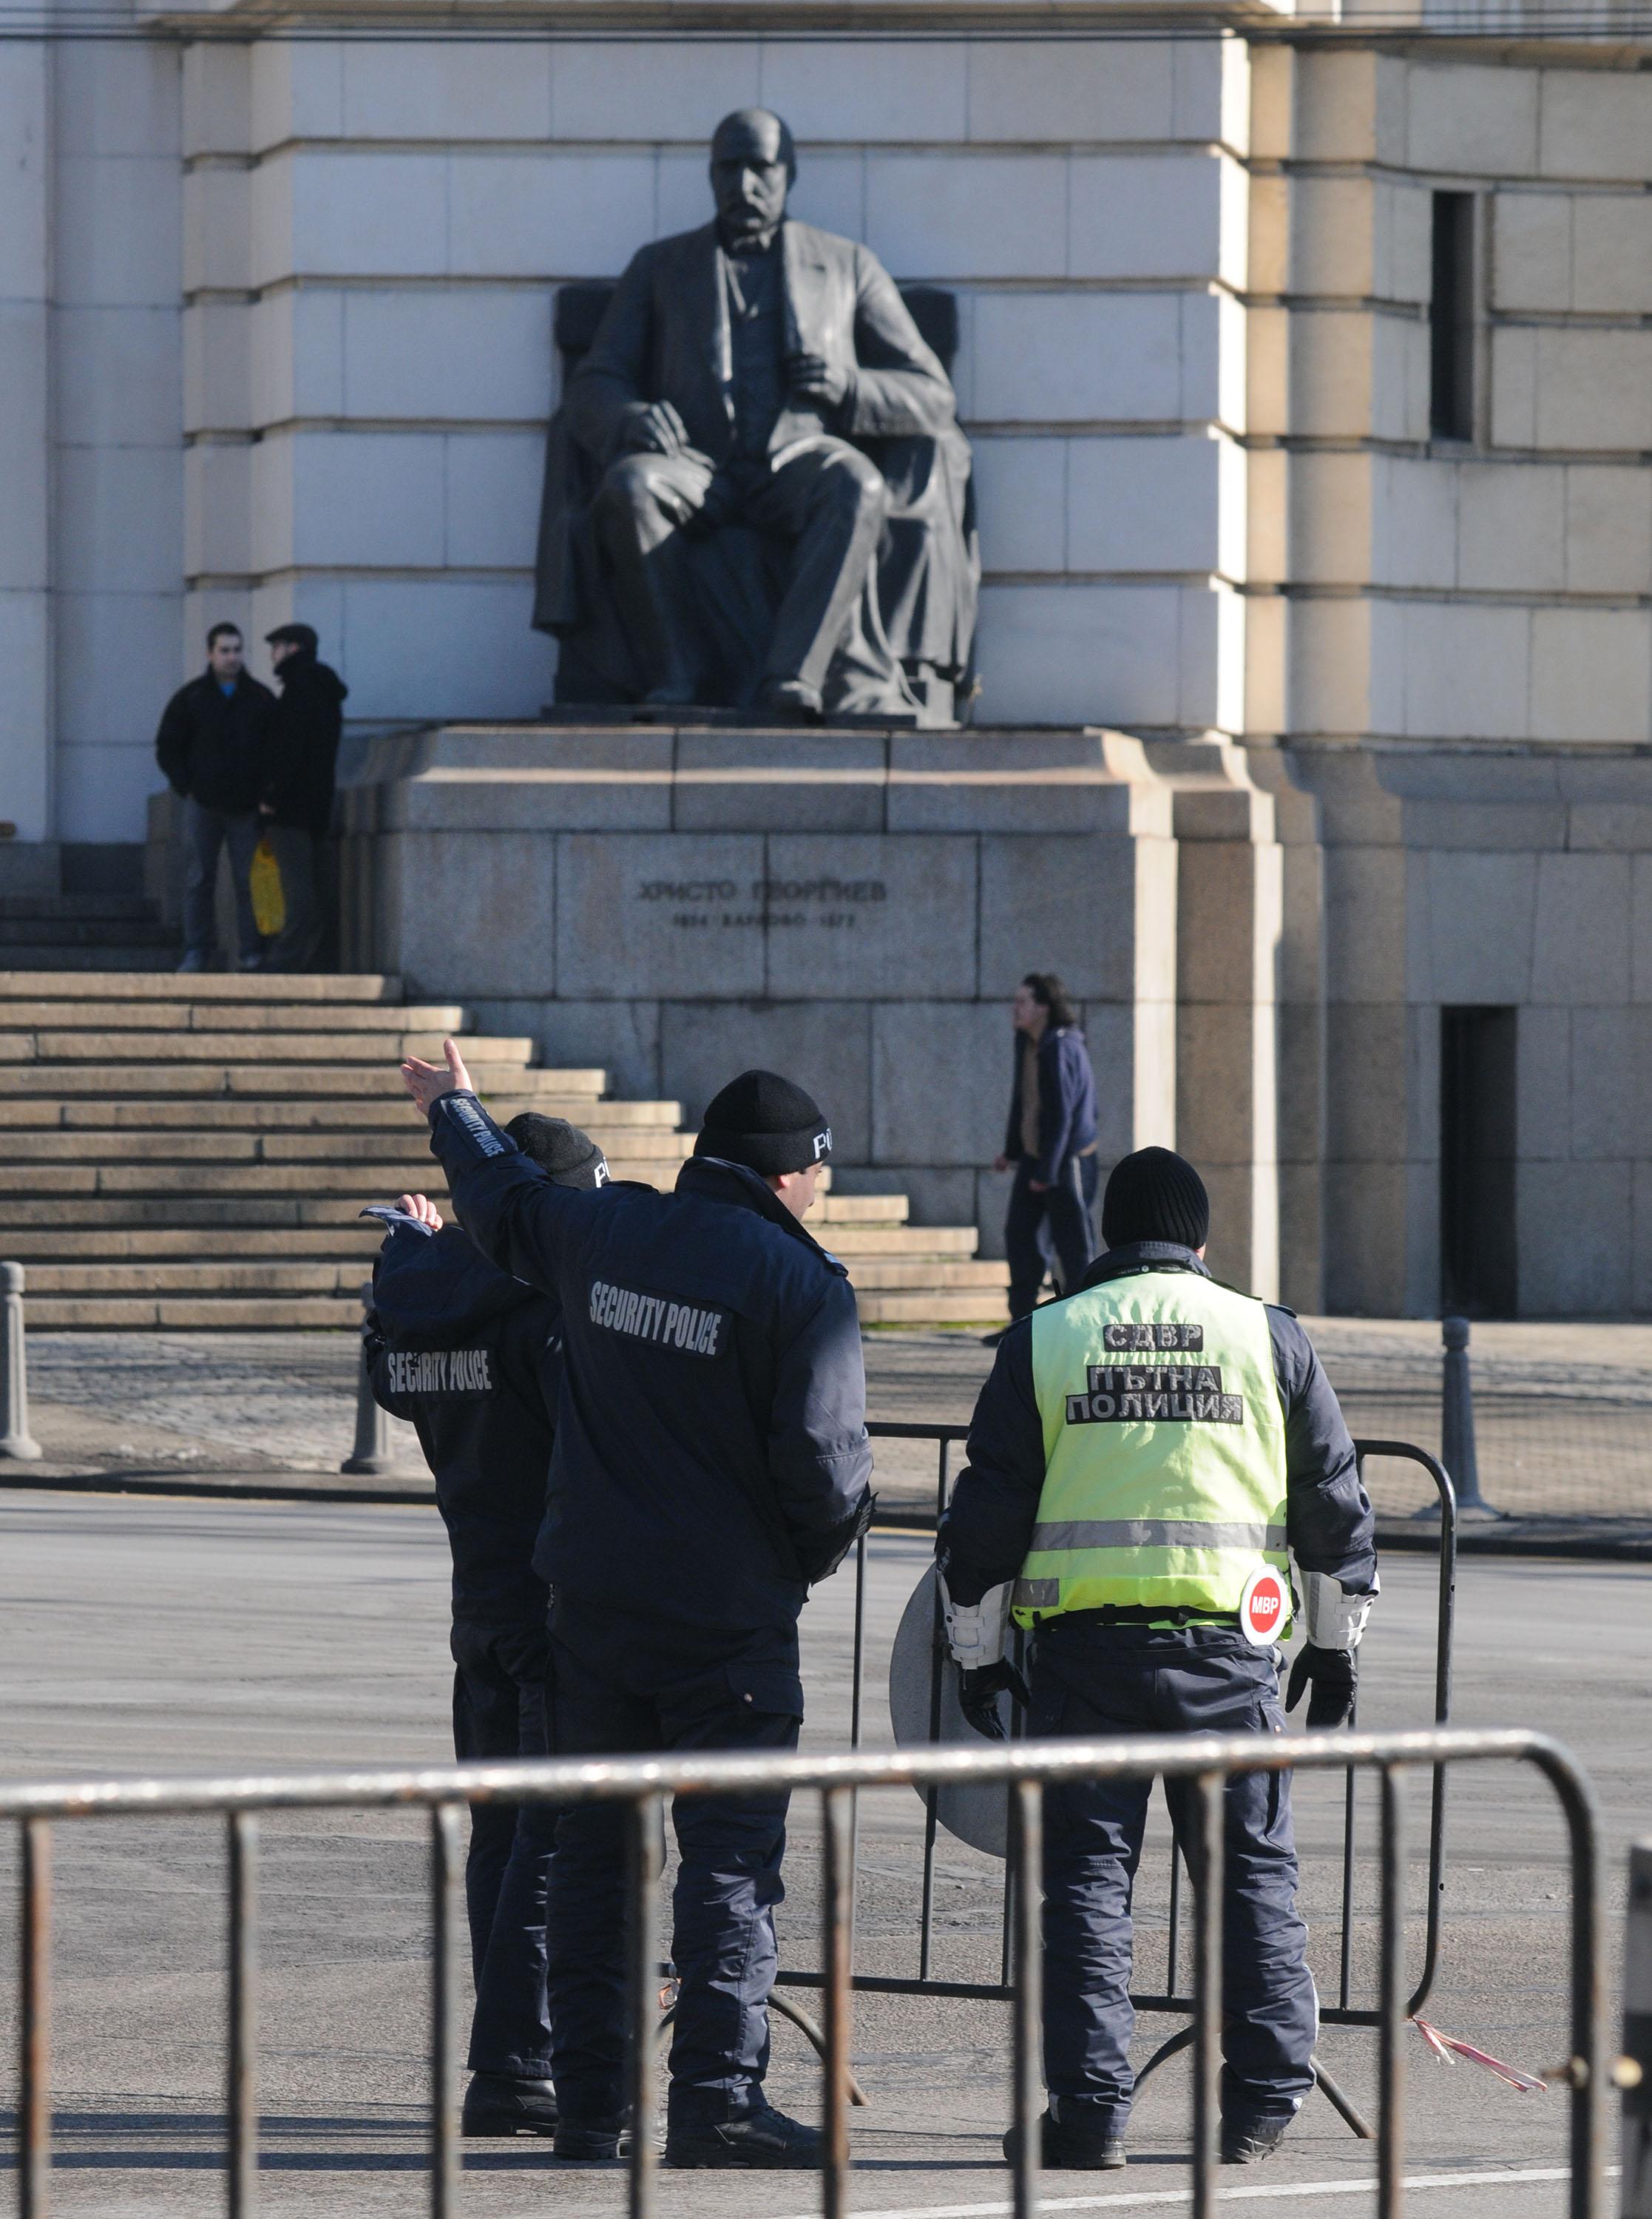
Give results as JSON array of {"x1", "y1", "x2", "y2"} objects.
[
  {"x1": 341, "y1": 1283, "x2": 394, "y2": 1477},
  {"x1": 1378, "y1": 1766, "x2": 1408, "y2": 2219},
  {"x1": 822, "y1": 1787, "x2": 855, "y2": 2219},
  {"x1": 627, "y1": 1797, "x2": 663, "y2": 2219},
  {"x1": 1441, "y1": 1317, "x2": 1500, "y2": 1519},
  {"x1": 1, "y1": 1262, "x2": 42, "y2": 1462},
  {"x1": 21, "y1": 1815, "x2": 51, "y2": 2219},
  {"x1": 1622, "y1": 1841, "x2": 1652, "y2": 2216},
  {"x1": 228, "y1": 1813, "x2": 259, "y2": 2218},
  {"x1": 1191, "y1": 1772, "x2": 1223, "y2": 2219},
  {"x1": 1009, "y1": 1779, "x2": 1042, "y2": 2219},
  {"x1": 430, "y1": 1804, "x2": 464, "y2": 2219}
]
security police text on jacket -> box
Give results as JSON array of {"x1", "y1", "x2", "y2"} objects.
[
  {"x1": 366, "y1": 1113, "x2": 610, "y2": 2142},
  {"x1": 938, "y1": 1146, "x2": 1376, "y2": 2174},
  {"x1": 400, "y1": 1042, "x2": 873, "y2": 2171}
]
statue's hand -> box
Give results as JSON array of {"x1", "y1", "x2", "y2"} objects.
[
  {"x1": 788, "y1": 353, "x2": 850, "y2": 411},
  {"x1": 618, "y1": 401, "x2": 689, "y2": 458}
]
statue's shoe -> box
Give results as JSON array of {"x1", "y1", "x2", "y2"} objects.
[{"x1": 754, "y1": 678, "x2": 823, "y2": 723}]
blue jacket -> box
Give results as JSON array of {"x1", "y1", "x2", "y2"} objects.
[
  {"x1": 425, "y1": 1092, "x2": 875, "y2": 1640},
  {"x1": 939, "y1": 1242, "x2": 1376, "y2": 1608},
  {"x1": 368, "y1": 1221, "x2": 558, "y2": 1631},
  {"x1": 1004, "y1": 1024, "x2": 1098, "y2": 1186}
]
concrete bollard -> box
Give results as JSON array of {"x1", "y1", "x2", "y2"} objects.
[
  {"x1": 341, "y1": 1280, "x2": 395, "y2": 1476},
  {"x1": 0, "y1": 1262, "x2": 42, "y2": 1462},
  {"x1": 1441, "y1": 1317, "x2": 1501, "y2": 1520},
  {"x1": 1622, "y1": 1842, "x2": 1652, "y2": 2215}
]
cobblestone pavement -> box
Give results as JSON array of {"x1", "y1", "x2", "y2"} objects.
[{"x1": 18, "y1": 1319, "x2": 1652, "y2": 1525}]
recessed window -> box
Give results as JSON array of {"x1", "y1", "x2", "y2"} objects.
[
  {"x1": 1441, "y1": 1005, "x2": 1517, "y2": 1317},
  {"x1": 1429, "y1": 192, "x2": 1477, "y2": 442}
]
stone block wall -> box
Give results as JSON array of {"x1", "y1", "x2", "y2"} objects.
[{"x1": 172, "y1": 30, "x2": 1253, "y2": 740}]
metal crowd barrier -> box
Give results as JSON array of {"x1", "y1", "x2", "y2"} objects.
[
  {"x1": 7, "y1": 1728, "x2": 1604, "y2": 2219},
  {"x1": 825, "y1": 1422, "x2": 1458, "y2": 2137}
]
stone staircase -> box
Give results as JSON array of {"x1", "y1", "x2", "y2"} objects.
[
  {"x1": 0, "y1": 894, "x2": 177, "y2": 970},
  {"x1": 0, "y1": 973, "x2": 1009, "y2": 1329}
]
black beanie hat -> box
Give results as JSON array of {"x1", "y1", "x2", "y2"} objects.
[
  {"x1": 505, "y1": 1113, "x2": 609, "y2": 1189},
  {"x1": 694, "y1": 1070, "x2": 832, "y2": 1177},
  {"x1": 1102, "y1": 1146, "x2": 1210, "y2": 1252}
]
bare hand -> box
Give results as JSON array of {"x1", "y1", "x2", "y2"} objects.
[
  {"x1": 788, "y1": 353, "x2": 850, "y2": 410},
  {"x1": 1029, "y1": 1179, "x2": 1051, "y2": 1194},
  {"x1": 619, "y1": 401, "x2": 689, "y2": 459},
  {"x1": 402, "y1": 1037, "x2": 473, "y2": 1116},
  {"x1": 395, "y1": 1192, "x2": 444, "y2": 1229},
  {"x1": 993, "y1": 1155, "x2": 1009, "y2": 1175}
]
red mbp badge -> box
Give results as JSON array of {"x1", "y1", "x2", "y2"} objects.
[{"x1": 1238, "y1": 1566, "x2": 1288, "y2": 1646}]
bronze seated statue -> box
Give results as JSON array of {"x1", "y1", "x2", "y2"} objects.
[{"x1": 532, "y1": 108, "x2": 978, "y2": 729}]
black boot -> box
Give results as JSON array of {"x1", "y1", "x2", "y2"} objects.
[
  {"x1": 1002, "y1": 2106, "x2": 1126, "y2": 2171},
  {"x1": 1221, "y1": 2112, "x2": 1293, "y2": 2165},
  {"x1": 553, "y1": 2115, "x2": 623, "y2": 2161},
  {"x1": 666, "y1": 2103, "x2": 823, "y2": 2169},
  {"x1": 460, "y1": 2072, "x2": 558, "y2": 2138}
]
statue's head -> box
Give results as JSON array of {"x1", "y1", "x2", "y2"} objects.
[{"x1": 709, "y1": 108, "x2": 796, "y2": 244}]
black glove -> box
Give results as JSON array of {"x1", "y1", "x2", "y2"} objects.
[
  {"x1": 958, "y1": 1658, "x2": 1031, "y2": 1741},
  {"x1": 1285, "y1": 1644, "x2": 1356, "y2": 1729}
]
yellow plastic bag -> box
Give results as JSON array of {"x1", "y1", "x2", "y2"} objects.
[{"x1": 250, "y1": 835, "x2": 286, "y2": 939}]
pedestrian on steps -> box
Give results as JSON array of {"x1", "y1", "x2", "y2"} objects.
[
  {"x1": 259, "y1": 623, "x2": 347, "y2": 971},
  {"x1": 154, "y1": 621, "x2": 275, "y2": 973}
]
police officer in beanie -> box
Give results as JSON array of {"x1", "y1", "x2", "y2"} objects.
[
  {"x1": 399, "y1": 1044, "x2": 873, "y2": 2169},
  {"x1": 366, "y1": 1113, "x2": 612, "y2": 2139},
  {"x1": 936, "y1": 1146, "x2": 1376, "y2": 2171}
]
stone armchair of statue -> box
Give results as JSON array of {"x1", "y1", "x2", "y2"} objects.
[{"x1": 532, "y1": 279, "x2": 978, "y2": 727}]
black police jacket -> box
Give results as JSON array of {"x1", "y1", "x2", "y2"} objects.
[
  {"x1": 154, "y1": 670, "x2": 276, "y2": 814},
  {"x1": 368, "y1": 1220, "x2": 558, "y2": 1629},
  {"x1": 940, "y1": 1241, "x2": 1377, "y2": 1607},
  {"x1": 425, "y1": 1092, "x2": 875, "y2": 1640}
]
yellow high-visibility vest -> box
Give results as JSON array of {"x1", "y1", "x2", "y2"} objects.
[{"x1": 1015, "y1": 1269, "x2": 1290, "y2": 1629}]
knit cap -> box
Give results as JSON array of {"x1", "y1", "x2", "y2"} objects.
[
  {"x1": 504, "y1": 1113, "x2": 609, "y2": 1189},
  {"x1": 1101, "y1": 1146, "x2": 1210, "y2": 1252},
  {"x1": 694, "y1": 1070, "x2": 832, "y2": 1176}
]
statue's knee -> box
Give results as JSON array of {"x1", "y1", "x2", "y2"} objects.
[
  {"x1": 828, "y1": 453, "x2": 889, "y2": 522},
  {"x1": 595, "y1": 456, "x2": 668, "y2": 527}
]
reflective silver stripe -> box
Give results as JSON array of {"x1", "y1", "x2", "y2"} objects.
[
  {"x1": 1012, "y1": 1578, "x2": 1062, "y2": 1610},
  {"x1": 1026, "y1": 1519, "x2": 1287, "y2": 1554}
]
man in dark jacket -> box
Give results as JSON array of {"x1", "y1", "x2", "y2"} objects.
[
  {"x1": 400, "y1": 1041, "x2": 873, "y2": 2169},
  {"x1": 938, "y1": 1147, "x2": 1376, "y2": 2171},
  {"x1": 367, "y1": 1112, "x2": 611, "y2": 2140},
  {"x1": 154, "y1": 622, "x2": 276, "y2": 973},
  {"x1": 995, "y1": 972, "x2": 1100, "y2": 1320},
  {"x1": 258, "y1": 622, "x2": 347, "y2": 970}
]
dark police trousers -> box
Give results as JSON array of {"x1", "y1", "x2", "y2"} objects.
[
  {"x1": 451, "y1": 1618, "x2": 554, "y2": 2079},
  {"x1": 1005, "y1": 1155, "x2": 1096, "y2": 1320},
  {"x1": 1029, "y1": 1621, "x2": 1318, "y2": 2130},
  {"x1": 542, "y1": 1601, "x2": 802, "y2": 2127}
]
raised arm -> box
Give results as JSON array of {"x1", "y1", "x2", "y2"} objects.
[{"x1": 402, "y1": 1039, "x2": 592, "y2": 1300}]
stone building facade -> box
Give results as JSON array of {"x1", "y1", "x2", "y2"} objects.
[{"x1": 4, "y1": 1, "x2": 1651, "y2": 1315}]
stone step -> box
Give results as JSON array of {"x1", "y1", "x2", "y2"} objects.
[
  {"x1": 0, "y1": 1128, "x2": 693, "y2": 1164},
  {"x1": 0, "y1": 948, "x2": 189, "y2": 973},
  {"x1": 0, "y1": 1064, "x2": 595, "y2": 1098},
  {"x1": 0, "y1": 1096, "x2": 677, "y2": 1131},
  {"x1": 0, "y1": 1203, "x2": 962, "y2": 1249},
  {"x1": 0, "y1": 1000, "x2": 471, "y2": 1033},
  {"x1": 0, "y1": 1030, "x2": 535, "y2": 1065},
  {"x1": 858, "y1": 1290, "x2": 1009, "y2": 1325},
  {"x1": 24, "y1": 1283, "x2": 1009, "y2": 1330},
  {"x1": 0, "y1": 971, "x2": 406, "y2": 1000},
  {"x1": 0, "y1": 896, "x2": 161, "y2": 921},
  {"x1": 0, "y1": 919, "x2": 175, "y2": 948},
  {"x1": 13, "y1": 1254, "x2": 1007, "y2": 1299}
]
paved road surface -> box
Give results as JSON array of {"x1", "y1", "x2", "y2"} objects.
[{"x1": 0, "y1": 1490, "x2": 1643, "y2": 2216}]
